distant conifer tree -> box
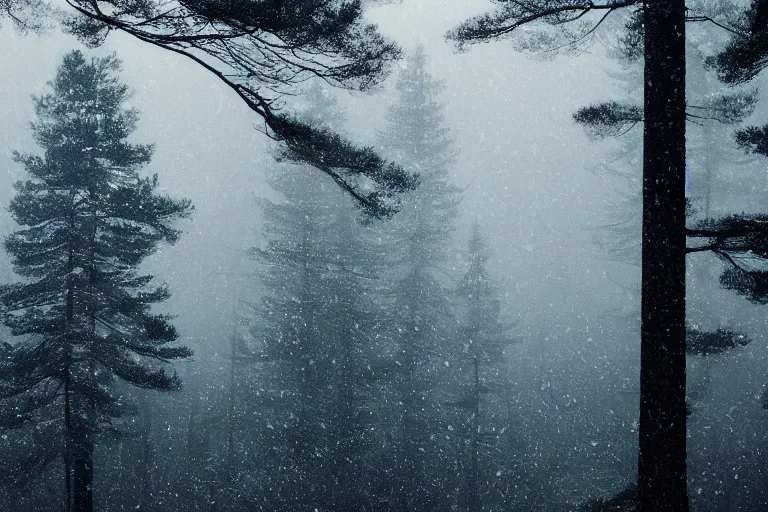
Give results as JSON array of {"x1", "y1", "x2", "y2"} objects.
[
  {"x1": 448, "y1": 224, "x2": 515, "y2": 512},
  {"x1": 375, "y1": 45, "x2": 462, "y2": 511}
]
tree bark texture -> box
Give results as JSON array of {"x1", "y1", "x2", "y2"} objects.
[{"x1": 639, "y1": 1, "x2": 689, "y2": 511}]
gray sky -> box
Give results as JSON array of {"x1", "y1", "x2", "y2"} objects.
[{"x1": 0, "y1": 0, "x2": 645, "y2": 360}]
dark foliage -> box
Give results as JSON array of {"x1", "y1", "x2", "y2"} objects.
[
  {"x1": 687, "y1": 215, "x2": 768, "y2": 306},
  {"x1": 689, "y1": 214, "x2": 768, "y2": 256},
  {"x1": 686, "y1": 327, "x2": 751, "y2": 356},
  {"x1": 578, "y1": 484, "x2": 637, "y2": 512},
  {"x1": 735, "y1": 124, "x2": 768, "y2": 156},
  {"x1": 574, "y1": 102, "x2": 643, "y2": 139},
  {"x1": 713, "y1": 0, "x2": 768, "y2": 84},
  {"x1": 0, "y1": 50, "x2": 192, "y2": 505},
  {"x1": 56, "y1": 0, "x2": 412, "y2": 217},
  {"x1": 574, "y1": 91, "x2": 755, "y2": 140},
  {"x1": 719, "y1": 267, "x2": 768, "y2": 303},
  {"x1": 447, "y1": 1, "x2": 640, "y2": 52}
]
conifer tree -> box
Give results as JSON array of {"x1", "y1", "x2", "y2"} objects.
[
  {"x1": 447, "y1": 2, "x2": 768, "y2": 508},
  {"x1": 447, "y1": 224, "x2": 515, "y2": 512},
  {"x1": 245, "y1": 83, "x2": 385, "y2": 511},
  {"x1": 0, "y1": 50, "x2": 192, "y2": 512},
  {"x1": 374, "y1": 45, "x2": 462, "y2": 511},
  {"x1": 580, "y1": 1, "x2": 756, "y2": 447},
  {"x1": 572, "y1": 7, "x2": 762, "y2": 509}
]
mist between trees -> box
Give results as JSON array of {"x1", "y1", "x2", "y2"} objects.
[{"x1": 4, "y1": 1, "x2": 768, "y2": 512}]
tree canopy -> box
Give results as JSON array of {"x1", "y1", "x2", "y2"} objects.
[{"x1": 2, "y1": 0, "x2": 416, "y2": 217}]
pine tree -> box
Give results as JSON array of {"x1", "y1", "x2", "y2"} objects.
[
  {"x1": 447, "y1": 224, "x2": 515, "y2": 512},
  {"x1": 374, "y1": 45, "x2": 462, "y2": 511},
  {"x1": 0, "y1": 50, "x2": 192, "y2": 512},
  {"x1": 447, "y1": 2, "x2": 768, "y2": 509},
  {"x1": 578, "y1": 15, "x2": 759, "y2": 507},
  {"x1": 244, "y1": 83, "x2": 386, "y2": 511},
  {"x1": 249, "y1": 165, "x2": 334, "y2": 510},
  {"x1": 249, "y1": 168, "x2": 385, "y2": 511},
  {"x1": 59, "y1": 0, "x2": 414, "y2": 218}
]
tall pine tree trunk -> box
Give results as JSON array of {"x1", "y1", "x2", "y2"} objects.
[
  {"x1": 72, "y1": 427, "x2": 94, "y2": 512},
  {"x1": 398, "y1": 260, "x2": 421, "y2": 511},
  {"x1": 398, "y1": 316, "x2": 417, "y2": 512},
  {"x1": 64, "y1": 190, "x2": 76, "y2": 512},
  {"x1": 639, "y1": 1, "x2": 688, "y2": 511},
  {"x1": 226, "y1": 323, "x2": 237, "y2": 475},
  {"x1": 72, "y1": 188, "x2": 99, "y2": 512},
  {"x1": 139, "y1": 393, "x2": 154, "y2": 510},
  {"x1": 467, "y1": 279, "x2": 481, "y2": 512},
  {"x1": 467, "y1": 355, "x2": 480, "y2": 512},
  {"x1": 64, "y1": 373, "x2": 73, "y2": 512},
  {"x1": 333, "y1": 247, "x2": 358, "y2": 511}
]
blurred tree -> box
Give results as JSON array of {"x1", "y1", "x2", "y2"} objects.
[
  {"x1": 0, "y1": 0, "x2": 50, "y2": 32},
  {"x1": 243, "y1": 83, "x2": 387, "y2": 511},
  {"x1": 447, "y1": 224, "x2": 515, "y2": 512},
  {"x1": 0, "y1": 50, "x2": 192, "y2": 512},
  {"x1": 374, "y1": 45, "x2": 462, "y2": 511}
]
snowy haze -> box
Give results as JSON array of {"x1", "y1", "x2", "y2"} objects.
[
  {"x1": 0, "y1": 0, "x2": 623, "y2": 350},
  {"x1": 1, "y1": 0, "x2": 768, "y2": 510}
]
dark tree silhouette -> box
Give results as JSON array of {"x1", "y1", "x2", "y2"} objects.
[
  {"x1": 446, "y1": 1, "x2": 705, "y2": 510},
  {"x1": 0, "y1": 50, "x2": 192, "y2": 512}
]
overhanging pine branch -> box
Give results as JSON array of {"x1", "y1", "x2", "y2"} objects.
[{"x1": 62, "y1": 0, "x2": 412, "y2": 217}]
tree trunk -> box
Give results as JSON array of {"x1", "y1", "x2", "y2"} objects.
[
  {"x1": 64, "y1": 374, "x2": 73, "y2": 512},
  {"x1": 467, "y1": 355, "x2": 480, "y2": 512},
  {"x1": 72, "y1": 187, "x2": 98, "y2": 512},
  {"x1": 639, "y1": 1, "x2": 689, "y2": 511},
  {"x1": 139, "y1": 393, "x2": 154, "y2": 511},
  {"x1": 398, "y1": 294, "x2": 418, "y2": 512},
  {"x1": 397, "y1": 234, "x2": 422, "y2": 512},
  {"x1": 226, "y1": 325, "x2": 236, "y2": 475},
  {"x1": 64, "y1": 190, "x2": 76, "y2": 512},
  {"x1": 72, "y1": 432, "x2": 94, "y2": 512}
]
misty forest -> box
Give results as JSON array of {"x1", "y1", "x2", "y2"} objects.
[{"x1": 7, "y1": 1, "x2": 768, "y2": 512}]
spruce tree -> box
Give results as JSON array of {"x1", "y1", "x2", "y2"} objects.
[
  {"x1": 245, "y1": 83, "x2": 385, "y2": 511},
  {"x1": 249, "y1": 169, "x2": 384, "y2": 511},
  {"x1": 374, "y1": 45, "x2": 462, "y2": 511},
  {"x1": 0, "y1": 50, "x2": 192, "y2": 512},
  {"x1": 447, "y1": 224, "x2": 515, "y2": 512}
]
